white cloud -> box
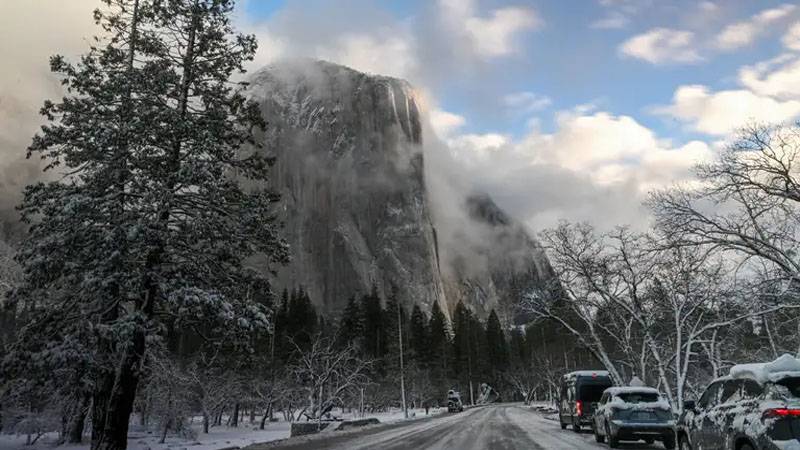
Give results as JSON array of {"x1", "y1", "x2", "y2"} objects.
[
  {"x1": 619, "y1": 28, "x2": 701, "y2": 64},
  {"x1": 739, "y1": 54, "x2": 800, "y2": 100},
  {"x1": 315, "y1": 32, "x2": 416, "y2": 79},
  {"x1": 658, "y1": 84, "x2": 800, "y2": 135},
  {"x1": 783, "y1": 21, "x2": 800, "y2": 51},
  {"x1": 699, "y1": 2, "x2": 718, "y2": 13},
  {"x1": 442, "y1": 107, "x2": 712, "y2": 229},
  {"x1": 439, "y1": 0, "x2": 540, "y2": 59},
  {"x1": 503, "y1": 91, "x2": 551, "y2": 114},
  {"x1": 591, "y1": 12, "x2": 629, "y2": 30},
  {"x1": 715, "y1": 4, "x2": 796, "y2": 51},
  {"x1": 429, "y1": 109, "x2": 466, "y2": 138}
]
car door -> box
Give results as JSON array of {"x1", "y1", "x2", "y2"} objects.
[
  {"x1": 708, "y1": 380, "x2": 743, "y2": 450},
  {"x1": 692, "y1": 381, "x2": 722, "y2": 449},
  {"x1": 595, "y1": 393, "x2": 609, "y2": 432}
]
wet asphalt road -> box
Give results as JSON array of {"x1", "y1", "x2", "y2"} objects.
[{"x1": 250, "y1": 404, "x2": 667, "y2": 450}]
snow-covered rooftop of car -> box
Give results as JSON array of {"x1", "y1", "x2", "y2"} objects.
[
  {"x1": 564, "y1": 370, "x2": 610, "y2": 378},
  {"x1": 604, "y1": 386, "x2": 660, "y2": 396},
  {"x1": 729, "y1": 354, "x2": 800, "y2": 384}
]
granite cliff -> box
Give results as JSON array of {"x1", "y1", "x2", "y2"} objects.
[{"x1": 249, "y1": 60, "x2": 555, "y2": 320}]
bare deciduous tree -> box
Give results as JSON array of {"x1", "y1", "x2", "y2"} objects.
[{"x1": 288, "y1": 335, "x2": 372, "y2": 424}]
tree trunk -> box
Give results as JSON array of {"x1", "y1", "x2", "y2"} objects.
[
  {"x1": 63, "y1": 392, "x2": 90, "y2": 444},
  {"x1": 231, "y1": 403, "x2": 239, "y2": 427},
  {"x1": 92, "y1": 326, "x2": 147, "y2": 450},
  {"x1": 203, "y1": 412, "x2": 209, "y2": 434}
]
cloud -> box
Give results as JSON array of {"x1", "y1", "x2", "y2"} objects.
[
  {"x1": 439, "y1": 0, "x2": 541, "y2": 59},
  {"x1": 465, "y1": 7, "x2": 541, "y2": 57},
  {"x1": 783, "y1": 21, "x2": 800, "y2": 51},
  {"x1": 619, "y1": 28, "x2": 701, "y2": 64},
  {"x1": 715, "y1": 4, "x2": 797, "y2": 51},
  {"x1": 502, "y1": 91, "x2": 551, "y2": 114},
  {"x1": 591, "y1": 12, "x2": 629, "y2": 30},
  {"x1": 439, "y1": 107, "x2": 712, "y2": 230},
  {"x1": 739, "y1": 54, "x2": 800, "y2": 100},
  {"x1": 429, "y1": 109, "x2": 467, "y2": 138},
  {"x1": 0, "y1": 0, "x2": 97, "y2": 235},
  {"x1": 657, "y1": 84, "x2": 800, "y2": 136},
  {"x1": 314, "y1": 31, "x2": 416, "y2": 79}
]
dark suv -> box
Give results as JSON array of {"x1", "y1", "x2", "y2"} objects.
[
  {"x1": 677, "y1": 368, "x2": 800, "y2": 449},
  {"x1": 559, "y1": 370, "x2": 613, "y2": 432}
]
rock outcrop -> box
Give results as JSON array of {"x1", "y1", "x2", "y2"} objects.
[{"x1": 249, "y1": 60, "x2": 555, "y2": 320}]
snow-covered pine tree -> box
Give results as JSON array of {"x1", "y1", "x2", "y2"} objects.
[{"x1": 9, "y1": 1, "x2": 288, "y2": 450}]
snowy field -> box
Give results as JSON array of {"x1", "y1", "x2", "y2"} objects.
[{"x1": 0, "y1": 408, "x2": 439, "y2": 450}]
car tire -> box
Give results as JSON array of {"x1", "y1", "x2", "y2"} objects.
[
  {"x1": 606, "y1": 423, "x2": 619, "y2": 448},
  {"x1": 663, "y1": 435, "x2": 675, "y2": 450},
  {"x1": 679, "y1": 436, "x2": 692, "y2": 450},
  {"x1": 593, "y1": 423, "x2": 605, "y2": 443},
  {"x1": 572, "y1": 422, "x2": 581, "y2": 433},
  {"x1": 560, "y1": 421, "x2": 567, "y2": 430}
]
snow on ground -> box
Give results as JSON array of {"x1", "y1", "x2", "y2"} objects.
[{"x1": 0, "y1": 408, "x2": 437, "y2": 450}]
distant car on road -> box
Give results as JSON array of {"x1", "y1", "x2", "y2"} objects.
[
  {"x1": 559, "y1": 370, "x2": 613, "y2": 432},
  {"x1": 676, "y1": 354, "x2": 800, "y2": 450},
  {"x1": 592, "y1": 386, "x2": 675, "y2": 449},
  {"x1": 447, "y1": 390, "x2": 464, "y2": 413}
]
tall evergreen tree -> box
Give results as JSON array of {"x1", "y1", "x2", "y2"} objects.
[
  {"x1": 336, "y1": 295, "x2": 362, "y2": 348},
  {"x1": 360, "y1": 285, "x2": 385, "y2": 362},
  {"x1": 408, "y1": 304, "x2": 429, "y2": 364},
  {"x1": 8, "y1": 2, "x2": 288, "y2": 449},
  {"x1": 383, "y1": 288, "x2": 408, "y2": 372},
  {"x1": 286, "y1": 287, "x2": 317, "y2": 351},
  {"x1": 428, "y1": 300, "x2": 450, "y2": 382},
  {"x1": 485, "y1": 310, "x2": 509, "y2": 376}
]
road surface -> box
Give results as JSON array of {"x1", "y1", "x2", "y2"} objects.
[{"x1": 251, "y1": 404, "x2": 666, "y2": 450}]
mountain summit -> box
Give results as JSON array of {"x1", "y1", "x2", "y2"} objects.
[{"x1": 248, "y1": 59, "x2": 555, "y2": 320}]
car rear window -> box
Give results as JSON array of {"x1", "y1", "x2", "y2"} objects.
[
  {"x1": 776, "y1": 377, "x2": 800, "y2": 398},
  {"x1": 617, "y1": 392, "x2": 660, "y2": 403},
  {"x1": 579, "y1": 384, "x2": 610, "y2": 402}
]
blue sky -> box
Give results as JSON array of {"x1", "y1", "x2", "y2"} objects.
[
  {"x1": 241, "y1": 0, "x2": 797, "y2": 138},
  {"x1": 3, "y1": 0, "x2": 800, "y2": 231},
  {"x1": 235, "y1": 0, "x2": 800, "y2": 229}
]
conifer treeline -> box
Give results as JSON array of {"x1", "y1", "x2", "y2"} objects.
[{"x1": 270, "y1": 285, "x2": 577, "y2": 405}]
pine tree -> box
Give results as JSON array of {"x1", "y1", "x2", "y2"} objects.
[
  {"x1": 360, "y1": 285, "x2": 385, "y2": 362},
  {"x1": 287, "y1": 287, "x2": 317, "y2": 351},
  {"x1": 9, "y1": 2, "x2": 288, "y2": 449},
  {"x1": 408, "y1": 304, "x2": 429, "y2": 364},
  {"x1": 336, "y1": 295, "x2": 362, "y2": 348},
  {"x1": 383, "y1": 288, "x2": 408, "y2": 372},
  {"x1": 485, "y1": 310, "x2": 509, "y2": 376},
  {"x1": 428, "y1": 300, "x2": 450, "y2": 382}
]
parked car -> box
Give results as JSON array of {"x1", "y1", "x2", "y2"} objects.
[
  {"x1": 559, "y1": 370, "x2": 613, "y2": 432},
  {"x1": 676, "y1": 354, "x2": 800, "y2": 450},
  {"x1": 447, "y1": 389, "x2": 464, "y2": 413},
  {"x1": 592, "y1": 386, "x2": 676, "y2": 449}
]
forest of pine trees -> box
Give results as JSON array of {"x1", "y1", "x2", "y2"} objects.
[{"x1": 268, "y1": 285, "x2": 592, "y2": 408}]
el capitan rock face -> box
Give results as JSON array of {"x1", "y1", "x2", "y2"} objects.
[{"x1": 248, "y1": 60, "x2": 555, "y2": 320}]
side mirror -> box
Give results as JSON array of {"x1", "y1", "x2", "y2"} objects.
[{"x1": 683, "y1": 400, "x2": 696, "y2": 412}]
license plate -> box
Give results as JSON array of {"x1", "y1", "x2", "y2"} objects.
[{"x1": 630, "y1": 411, "x2": 656, "y2": 422}]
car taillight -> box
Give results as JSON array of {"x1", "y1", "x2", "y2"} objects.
[
  {"x1": 763, "y1": 408, "x2": 800, "y2": 419},
  {"x1": 576, "y1": 400, "x2": 583, "y2": 416}
]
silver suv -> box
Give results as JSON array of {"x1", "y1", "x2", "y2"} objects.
[
  {"x1": 592, "y1": 386, "x2": 676, "y2": 449},
  {"x1": 677, "y1": 355, "x2": 800, "y2": 450}
]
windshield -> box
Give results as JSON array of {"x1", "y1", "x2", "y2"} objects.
[
  {"x1": 617, "y1": 392, "x2": 660, "y2": 403},
  {"x1": 776, "y1": 377, "x2": 800, "y2": 398}
]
